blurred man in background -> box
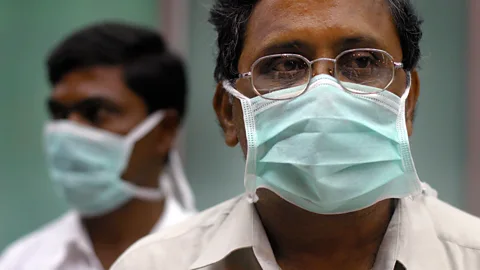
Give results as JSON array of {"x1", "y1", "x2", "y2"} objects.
[
  {"x1": 0, "y1": 21, "x2": 195, "y2": 270},
  {"x1": 113, "y1": 0, "x2": 480, "y2": 269}
]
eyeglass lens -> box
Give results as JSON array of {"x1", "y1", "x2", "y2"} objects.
[{"x1": 251, "y1": 50, "x2": 395, "y2": 99}]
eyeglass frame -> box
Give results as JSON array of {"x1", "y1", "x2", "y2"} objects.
[{"x1": 237, "y1": 48, "x2": 404, "y2": 100}]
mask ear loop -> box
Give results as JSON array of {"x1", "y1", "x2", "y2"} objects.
[
  {"x1": 120, "y1": 111, "x2": 165, "y2": 170},
  {"x1": 119, "y1": 111, "x2": 167, "y2": 201},
  {"x1": 397, "y1": 72, "x2": 422, "y2": 194},
  {"x1": 222, "y1": 81, "x2": 259, "y2": 203},
  {"x1": 167, "y1": 149, "x2": 196, "y2": 211},
  {"x1": 124, "y1": 111, "x2": 166, "y2": 146},
  {"x1": 398, "y1": 72, "x2": 413, "y2": 170},
  {"x1": 121, "y1": 181, "x2": 165, "y2": 200}
]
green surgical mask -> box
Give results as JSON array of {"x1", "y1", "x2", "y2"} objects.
[
  {"x1": 223, "y1": 74, "x2": 422, "y2": 214},
  {"x1": 45, "y1": 112, "x2": 167, "y2": 216}
]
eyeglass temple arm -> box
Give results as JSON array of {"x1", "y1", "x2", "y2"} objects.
[
  {"x1": 394, "y1": 62, "x2": 404, "y2": 69},
  {"x1": 239, "y1": 72, "x2": 252, "y2": 79}
]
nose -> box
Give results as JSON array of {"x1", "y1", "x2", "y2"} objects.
[{"x1": 311, "y1": 58, "x2": 335, "y2": 77}]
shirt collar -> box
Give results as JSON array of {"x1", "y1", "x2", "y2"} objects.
[
  {"x1": 41, "y1": 211, "x2": 97, "y2": 269},
  {"x1": 372, "y1": 200, "x2": 402, "y2": 270},
  {"x1": 395, "y1": 195, "x2": 450, "y2": 269},
  {"x1": 189, "y1": 197, "x2": 264, "y2": 269},
  {"x1": 152, "y1": 196, "x2": 194, "y2": 232},
  {"x1": 52, "y1": 196, "x2": 192, "y2": 269},
  {"x1": 190, "y1": 194, "x2": 450, "y2": 270}
]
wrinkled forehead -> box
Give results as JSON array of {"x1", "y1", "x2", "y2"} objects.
[{"x1": 239, "y1": 0, "x2": 401, "y2": 70}]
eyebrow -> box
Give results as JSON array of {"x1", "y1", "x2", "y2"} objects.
[
  {"x1": 257, "y1": 35, "x2": 385, "y2": 60},
  {"x1": 259, "y1": 40, "x2": 315, "y2": 59},
  {"x1": 46, "y1": 96, "x2": 121, "y2": 112},
  {"x1": 333, "y1": 36, "x2": 384, "y2": 52}
]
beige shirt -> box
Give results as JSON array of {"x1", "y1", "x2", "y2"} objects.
[
  {"x1": 112, "y1": 190, "x2": 480, "y2": 270},
  {"x1": 0, "y1": 197, "x2": 194, "y2": 270}
]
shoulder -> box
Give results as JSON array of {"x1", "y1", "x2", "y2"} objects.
[
  {"x1": 112, "y1": 196, "x2": 243, "y2": 270},
  {"x1": 419, "y1": 195, "x2": 480, "y2": 268},
  {"x1": 423, "y1": 196, "x2": 480, "y2": 250},
  {"x1": 0, "y1": 212, "x2": 74, "y2": 270}
]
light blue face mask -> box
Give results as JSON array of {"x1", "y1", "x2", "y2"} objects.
[
  {"x1": 223, "y1": 74, "x2": 422, "y2": 214},
  {"x1": 44, "y1": 112, "x2": 168, "y2": 217}
]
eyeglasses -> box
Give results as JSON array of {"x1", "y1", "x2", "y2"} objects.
[{"x1": 238, "y1": 48, "x2": 404, "y2": 100}]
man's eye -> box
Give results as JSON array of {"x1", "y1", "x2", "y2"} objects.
[
  {"x1": 351, "y1": 56, "x2": 373, "y2": 69},
  {"x1": 50, "y1": 110, "x2": 68, "y2": 120},
  {"x1": 341, "y1": 52, "x2": 379, "y2": 70},
  {"x1": 82, "y1": 106, "x2": 102, "y2": 124},
  {"x1": 75, "y1": 99, "x2": 121, "y2": 125},
  {"x1": 257, "y1": 56, "x2": 308, "y2": 76},
  {"x1": 272, "y1": 59, "x2": 306, "y2": 72},
  {"x1": 48, "y1": 102, "x2": 69, "y2": 120}
]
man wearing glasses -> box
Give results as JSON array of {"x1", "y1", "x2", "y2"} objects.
[{"x1": 113, "y1": 0, "x2": 480, "y2": 269}]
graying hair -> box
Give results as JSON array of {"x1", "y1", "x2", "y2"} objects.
[{"x1": 209, "y1": 0, "x2": 423, "y2": 83}]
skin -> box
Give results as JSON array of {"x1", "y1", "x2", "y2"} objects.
[
  {"x1": 213, "y1": 0, "x2": 420, "y2": 269},
  {"x1": 48, "y1": 66, "x2": 180, "y2": 269}
]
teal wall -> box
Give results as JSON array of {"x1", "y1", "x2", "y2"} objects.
[
  {"x1": 185, "y1": 0, "x2": 468, "y2": 210},
  {"x1": 185, "y1": 1, "x2": 245, "y2": 210},
  {"x1": 0, "y1": 1, "x2": 158, "y2": 250},
  {"x1": 412, "y1": 1, "x2": 467, "y2": 208}
]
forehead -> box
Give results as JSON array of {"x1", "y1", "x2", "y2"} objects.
[
  {"x1": 240, "y1": 0, "x2": 401, "y2": 69},
  {"x1": 51, "y1": 67, "x2": 131, "y2": 104}
]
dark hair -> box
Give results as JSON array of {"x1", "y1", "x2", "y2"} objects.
[
  {"x1": 209, "y1": 0, "x2": 423, "y2": 83},
  {"x1": 47, "y1": 21, "x2": 187, "y2": 120}
]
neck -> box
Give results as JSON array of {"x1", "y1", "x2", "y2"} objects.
[
  {"x1": 82, "y1": 197, "x2": 166, "y2": 245},
  {"x1": 255, "y1": 189, "x2": 395, "y2": 269},
  {"x1": 82, "y1": 167, "x2": 167, "y2": 246}
]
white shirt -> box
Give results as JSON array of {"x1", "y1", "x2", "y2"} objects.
[
  {"x1": 0, "y1": 196, "x2": 194, "y2": 270},
  {"x1": 112, "y1": 189, "x2": 480, "y2": 270}
]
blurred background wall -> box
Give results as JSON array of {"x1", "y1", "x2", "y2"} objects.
[
  {"x1": 468, "y1": 0, "x2": 480, "y2": 217},
  {"x1": 0, "y1": 0, "x2": 473, "y2": 250}
]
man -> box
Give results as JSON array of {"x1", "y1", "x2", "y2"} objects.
[
  {"x1": 113, "y1": 1, "x2": 480, "y2": 269},
  {"x1": 0, "y1": 22, "x2": 195, "y2": 270}
]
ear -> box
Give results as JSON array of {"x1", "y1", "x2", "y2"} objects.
[
  {"x1": 213, "y1": 82, "x2": 238, "y2": 147},
  {"x1": 406, "y1": 70, "x2": 420, "y2": 136},
  {"x1": 156, "y1": 109, "x2": 180, "y2": 155}
]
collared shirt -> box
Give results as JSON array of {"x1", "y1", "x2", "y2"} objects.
[
  {"x1": 0, "y1": 196, "x2": 194, "y2": 270},
  {"x1": 112, "y1": 189, "x2": 480, "y2": 270}
]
